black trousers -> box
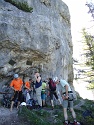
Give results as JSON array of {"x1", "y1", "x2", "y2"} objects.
[
  {"x1": 12, "y1": 91, "x2": 22, "y2": 102},
  {"x1": 50, "y1": 90, "x2": 58, "y2": 100}
]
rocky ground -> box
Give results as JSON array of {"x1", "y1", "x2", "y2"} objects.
[
  {"x1": 0, "y1": 107, "x2": 20, "y2": 125},
  {"x1": 0, "y1": 106, "x2": 33, "y2": 125}
]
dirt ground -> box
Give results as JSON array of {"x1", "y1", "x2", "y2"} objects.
[{"x1": 0, "y1": 107, "x2": 21, "y2": 125}]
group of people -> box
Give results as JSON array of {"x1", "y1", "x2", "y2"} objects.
[{"x1": 9, "y1": 72, "x2": 78, "y2": 125}]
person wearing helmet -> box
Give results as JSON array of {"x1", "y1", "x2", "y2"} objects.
[
  {"x1": 48, "y1": 78, "x2": 61, "y2": 109},
  {"x1": 53, "y1": 77, "x2": 78, "y2": 125},
  {"x1": 10, "y1": 74, "x2": 23, "y2": 111}
]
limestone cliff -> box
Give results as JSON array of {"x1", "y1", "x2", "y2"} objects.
[{"x1": 0, "y1": 0, "x2": 73, "y2": 86}]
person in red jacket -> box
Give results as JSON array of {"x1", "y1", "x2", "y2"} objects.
[{"x1": 10, "y1": 74, "x2": 23, "y2": 111}]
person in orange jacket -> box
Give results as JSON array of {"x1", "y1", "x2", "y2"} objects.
[
  {"x1": 10, "y1": 74, "x2": 23, "y2": 111},
  {"x1": 24, "y1": 79, "x2": 33, "y2": 103},
  {"x1": 25, "y1": 79, "x2": 32, "y2": 91}
]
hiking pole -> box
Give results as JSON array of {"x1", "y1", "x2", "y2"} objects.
[{"x1": 0, "y1": 92, "x2": 12, "y2": 94}]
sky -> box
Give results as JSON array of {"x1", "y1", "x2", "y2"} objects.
[
  {"x1": 62, "y1": 0, "x2": 94, "y2": 60},
  {"x1": 62, "y1": 0, "x2": 94, "y2": 100}
]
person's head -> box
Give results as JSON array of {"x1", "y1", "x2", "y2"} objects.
[
  {"x1": 49, "y1": 78, "x2": 52, "y2": 81},
  {"x1": 53, "y1": 77, "x2": 59, "y2": 84},
  {"x1": 14, "y1": 74, "x2": 19, "y2": 79},
  {"x1": 35, "y1": 72, "x2": 40, "y2": 77},
  {"x1": 43, "y1": 80, "x2": 46, "y2": 83},
  {"x1": 29, "y1": 78, "x2": 32, "y2": 83}
]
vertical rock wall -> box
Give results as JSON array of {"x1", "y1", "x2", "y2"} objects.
[{"x1": 0, "y1": 0, "x2": 73, "y2": 86}]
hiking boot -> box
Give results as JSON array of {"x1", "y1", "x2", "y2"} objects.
[
  {"x1": 52, "y1": 106, "x2": 54, "y2": 110},
  {"x1": 38, "y1": 105, "x2": 42, "y2": 110},
  {"x1": 64, "y1": 122, "x2": 68, "y2": 125},
  {"x1": 63, "y1": 121, "x2": 69, "y2": 125},
  {"x1": 38, "y1": 107, "x2": 42, "y2": 110},
  {"x1": 73, "y1": 121, "x2": 78, "y2": 125},
  {"x1": 59, "y1": 104, "x2": 63, "y2": 108}
]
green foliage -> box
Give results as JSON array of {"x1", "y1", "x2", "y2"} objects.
[
  {"x1": 81, "y1": 28, "x2": 94, "y2": 89},
  {"x1": 74, "y1": 99, "x2": 94, "y2": 125},
  {"x1": 80, "y1": 2, "x2": 94, "y2": 90},
  {"x1": 19, "y1": 106, "x2": 52, "y2": 125},
  {"x1": 18, "y1": 106, "x2": 65, "y2": 125},
  {"x1": 4, "y1": 0, "x2": 33, "y2": 12},
  {"x1": 87, "y1": 82, "x2": 94, "y2": 89},
  {"x1": 82, "y1": 28, "x2": 94, "y2": 69},
  {"x1": 18, "y1": 99, "x2": 94, "y2": 125},
  {"x1": 86, "y1": 2, "x2": 94, "y2": 19},
  {"x1": 85, "y1": 117, "x2": 94, "y2": 125}
]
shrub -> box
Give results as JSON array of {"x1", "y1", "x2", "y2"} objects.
[
  {"x1": 18, "y1": 106, "x2": 51, "y2": 125},
  {"x1": 4, "y1": 0, "x2": 33, "y2": 12},
  {"x1": 18, "y1": 99, "x2": 94, "y2": 125}
]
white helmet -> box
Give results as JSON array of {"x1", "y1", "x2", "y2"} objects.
[
  {"x1": 20, "y1": 102, "x2": 26, "y2": 106},
  {"x1": 14, "y1": 74, "x2": 19, "y2": 78},
  {"x1": 53, "y1": 77, "x2": 58, "y2": 82}
]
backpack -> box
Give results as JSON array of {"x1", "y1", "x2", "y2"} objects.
[
  {"x1": 2, "y1": 94, "x2": 11, "y2": 108},
  {"x1": 49, "y1": 80, "x2": 56, "y2": 91},
  {"x1": 27, "y1": 98, "x2": 38, "y2": 107}
]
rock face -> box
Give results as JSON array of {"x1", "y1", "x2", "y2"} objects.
[{"x1": 0, "y1": 0, "x2": 73, "y2": 85}]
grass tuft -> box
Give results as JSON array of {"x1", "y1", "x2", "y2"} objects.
[{"x1": 4, "y1": 0, "x2": 33, "y2": 12}]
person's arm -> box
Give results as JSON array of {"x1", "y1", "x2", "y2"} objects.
[
  {"x1": 10, "y1": 81, "x2": 15, "y2": 91},
  {"x1": 61, "y1": 84, "x2": 69, "y2": 100},
  {"x1": 10, "y1": 86, "x2": 15, "y2": 91},
  {"x1": 20, "y1": 79, "x2": 23, "y2": 91},
  {"x1": 25, "y1": 84, "x2": 30, "y2": 90},
  {"x1": 35, "y1": 73, "x2": 40, "y2": 79},
  {"x1": 36, "y1": 76, "x2": 41, "y2": 83},
  {"x1": 25, "y1": 82, "x2": 31, "y2": 91},
  {"x1": 65, "y1": 85, "x2": 68, "y2": 95},
  {"x1": 65, "y1": 84, "x2": 69, "y2": 99},
  {"x1": 47, "y1": 82, "x2": 50, "y2": 90},
  {"x1": 44, "y1": 83, "x2": 47, "y2": 89},
  {"x1": 35, "y1": 73, "x2": 41, "y2": 83}
]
